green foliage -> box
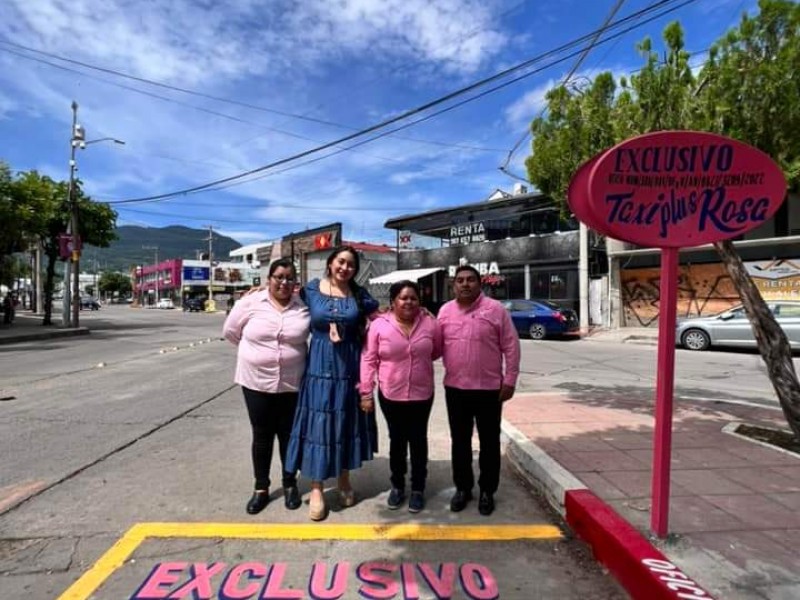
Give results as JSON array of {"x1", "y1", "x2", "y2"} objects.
[
  {"x1": 526, "y1": 0, "x2": 800, "y2": 203},
  {"x1": 98, "y1": 271, "x2": 132, "y2": 296}
]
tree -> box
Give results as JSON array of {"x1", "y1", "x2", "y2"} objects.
[
  {"x1": 98, "y1": 271, "x2": 132, "y2": 297},
  {"x1": 526, "y1": 0, "x2": 800, "y2": 438},
  {"x1": 10, "y1": 171, "x2": 118, "y2": 325}
]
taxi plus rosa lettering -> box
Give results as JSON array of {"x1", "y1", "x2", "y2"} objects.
[
  {"x1": 605, "y1": 187, "x2": 771, "y2": 238},
  {"x1": 581, "y1": 131, "x2": 787, "y2": 248}
]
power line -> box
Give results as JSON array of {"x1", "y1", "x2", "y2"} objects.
[
  {"x1": 500, "y1": 0, "x2": 630, "y2": 179},
  {"x1": 104, "y1": 0, "x2": 695, "y2": 205},
  {"x1": 0, "y1": 41, "x2": 506, "y2": 155}
]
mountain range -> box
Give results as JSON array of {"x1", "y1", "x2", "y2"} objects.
[{"x1": 87, "y1": 226, "x2": 242, "y2": 273}]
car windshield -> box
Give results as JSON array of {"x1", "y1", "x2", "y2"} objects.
[{"x1": 712, "y1": 305, "x2": 743, "y2": 317}]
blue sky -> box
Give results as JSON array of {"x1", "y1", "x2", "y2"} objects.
[{"x1": 0, "y1": 0, "x2": 758, "y2": 246}]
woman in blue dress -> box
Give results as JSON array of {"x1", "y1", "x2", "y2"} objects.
[{"x1": 287, "y1": 245, "x2": 380, "y2": 520}]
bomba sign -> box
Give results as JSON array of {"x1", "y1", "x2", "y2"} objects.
[{"x1": 570, "y1": 131, "x2": 787, "y2": 248}]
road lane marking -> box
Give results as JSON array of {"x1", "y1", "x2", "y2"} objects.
[{"x1": 57, "y1": 521, "x2": 562, "y2": 600}]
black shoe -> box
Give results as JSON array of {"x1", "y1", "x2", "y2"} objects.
[
  {"x1": 478, "y1": 491, "x2": 495, "y2": 516},
  {"x1": 408, "y1": 491, "x2": 425, "y2": 513},
  {"x1": 450, "y1": 490, "x2": 473, "y2": 512},
  {"x1": 387, "y1": 487, "x2": 405, "y2": 510},
  {"x1": 246, "y1": 490, "x2": 269, "y2": 515},
  {"x1": 283, "y1": 486, "x2": 301, "y2": 510}
]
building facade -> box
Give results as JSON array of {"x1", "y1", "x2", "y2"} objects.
[{"x1": 381, "y1": 189, "x2": 606, "y2": 313}]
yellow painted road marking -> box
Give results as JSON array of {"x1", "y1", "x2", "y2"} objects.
[{"x1": 57, "y1": 522, "x2": 562, "y2": 600}]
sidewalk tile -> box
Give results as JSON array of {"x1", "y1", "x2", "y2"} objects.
[
  {"x1": 760, "y1": 529, "x2": 800, "y2": 552},
  {"x1": 626, "y1": 448, "x2": 704, "y2": 469},
  {"x1": 555, "y1": 437, "x2": 619, "y2": 452},
  {"x1": 674, "y1": 447, "x2": 752, "y2": 469},
  {"x1": 601, "y1": 470, "x2": 689, "y2": 498},
  {"x1": 575, "y1": 473, "x2": 628, "y2": 500},
  {"x1": 666, "y1": 495, "x2": 747, "y2": 533},
  {"x1": 718, "y1": 468, "x2": 800, "y2": 494},
  {"x1": 726, "y1": 443, "x2": 800, "y2": 467},
  {"x1": 769, "y1": 466, "x2": 800, "y2": 481},
  {"x1": 687, "y1": 531, "x2": 800, "y2": 582},
  {"x1": 599, "y1": 432, "x2": 653, "y2": 450},
  {"x1": 701, "y1": 494, "x2": 800, "y2": 528},
  {"x1": 561, "y1": 449, "x2": 648, "y2": 472},
  {"x1": 669, "y1": 470, "x2": 753, "y2": 496},
  {"x1": 605, "y1": 497, "x2": 651, "y2": 529},
  {"x1": 769, "y1": 493, "x2": 800, "y2": 511}
]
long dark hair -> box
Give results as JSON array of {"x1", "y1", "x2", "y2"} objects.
[{"x1": 326, "y1": 245, "x2": 367, "y2": 339}]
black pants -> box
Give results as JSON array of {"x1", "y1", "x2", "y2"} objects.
[
  {"x1": 445, "y1": 387, "x2": 502, "y2": 494},
  {"x1": 378, "y1": 390, "x2": 433, "y2": 492},
  {"x1": 242, "y1": 387, "x2": 298, "y2": 490}
]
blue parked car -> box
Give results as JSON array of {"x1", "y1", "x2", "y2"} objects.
[{"x1": 500, "y1": 299, "x2": 579, "y2": 340}]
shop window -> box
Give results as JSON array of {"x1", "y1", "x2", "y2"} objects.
[{"x1": 550, "y1": 272, "x2": 568, "y2": 299}]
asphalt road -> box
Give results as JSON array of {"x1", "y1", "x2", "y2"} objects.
[
  {"x1": 0, "y1": 305, "x2": 791, "y2": 598},
  {"x1": 0, "y1": 306, "x2": 624, "y2": 599}
]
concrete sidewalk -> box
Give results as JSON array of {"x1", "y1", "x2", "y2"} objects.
[
  {"x1": 0, "y1": 310, "x2": 88, "y2": 344},
  {"x1": 502, "y1": 389, "x2": 800, "y2": 599}
]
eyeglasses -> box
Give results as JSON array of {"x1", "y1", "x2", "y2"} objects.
[{"x1": 271, "y1": 276, "x2": 296, "y2": 284}]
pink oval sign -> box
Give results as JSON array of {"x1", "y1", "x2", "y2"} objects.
[
  {"x1": 585, "y1": 131, "x2": 787, "y2": 248},
  {"x1": 568, "y1": 154, "x2": 615, "y2": 237}
]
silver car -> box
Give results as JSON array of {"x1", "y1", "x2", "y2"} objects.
[{"x1": 676, "y1": 301, "x2": 800, "y2": 351}]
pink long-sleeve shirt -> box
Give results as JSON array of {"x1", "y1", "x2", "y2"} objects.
[
  {"x1": 360, "y1": 312, "x2": 442, "y2": 401},
  {"x1": 223, "y1": 289, "x2": 310, "y2": 393},
  {"x1": 437, "y1": 293, "x2": 521, "y2": 390}
]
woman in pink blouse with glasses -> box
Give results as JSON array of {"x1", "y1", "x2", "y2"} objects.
[
  {"x1": 360, "y1": 280, "x2": 442, "y2": 513},
  {"x1": 223, "y1": 258, "x2": 310, "y2": 515}
]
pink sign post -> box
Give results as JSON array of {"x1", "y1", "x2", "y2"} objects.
[{"x1": 569, "y1": 130, "x2": 787, "y2": 537}]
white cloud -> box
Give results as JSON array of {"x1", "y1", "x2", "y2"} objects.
[{"x1": 504, "y1": 78, "x2": 557, "y2": 129}]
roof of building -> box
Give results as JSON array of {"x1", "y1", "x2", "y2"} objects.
[
  {"x1": 383, "y1": 191, "x2": 555, "y2": 234},
  {"x1": 229, "y1": 241, "x2": 273, "y2": 258},
  {"x1": 343, "y1": 241, "x2": 396, "y2": 254}
]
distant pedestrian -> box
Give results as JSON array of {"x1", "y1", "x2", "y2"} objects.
[
  {"x1": 2, "y1": 293, "x2": 14, "y2": 324},
  {"x1": 286, "y1": 245, "x2": 380, "y2": 521},
  {"x1": 438, "y1": 265, "x2": 521, "y2": 516},
  {"x1": 360, "y1": 280, "x2": 442, "y2": 513},
  {"x1": 222, "y1": 258, "x2": 310, "y2": 515}
]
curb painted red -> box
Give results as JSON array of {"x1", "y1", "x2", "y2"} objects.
[{"x1": 565, "y1": 489, "x2": 715, "y2": 600}]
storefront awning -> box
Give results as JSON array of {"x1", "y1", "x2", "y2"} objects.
[{"x1": 369, "y1": 267, "x2": 443, "y2": 285}]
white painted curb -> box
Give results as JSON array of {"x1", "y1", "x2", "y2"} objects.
[{"x1": 501, "y1": 420, "x2": 586, "y2": 516}]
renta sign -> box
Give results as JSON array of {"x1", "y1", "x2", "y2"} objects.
[{"x1": 570, "y1": 131, "x2": 787, "y2": 248}]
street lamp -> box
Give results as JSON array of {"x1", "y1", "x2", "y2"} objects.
[{"x1": 65, "y1": 101, "x2": 125, "y2": 328}]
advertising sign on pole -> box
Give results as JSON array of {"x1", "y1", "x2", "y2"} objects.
[{"x1": 568, "y1": 131, "x2": 787, "y2": 538}]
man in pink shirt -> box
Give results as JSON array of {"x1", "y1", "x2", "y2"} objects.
[{"x1": 437, "y1": 265, "x2": 521, "y2": 516}]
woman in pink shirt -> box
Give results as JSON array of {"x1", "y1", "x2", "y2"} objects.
[
  {"x1": 360, "y1": 280, "x2": 442, "y2": 513},
  {"x1": 223, "y1": 258, "x2": 310, "y2": 515}
]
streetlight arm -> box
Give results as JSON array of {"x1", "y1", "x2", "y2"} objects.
[{"x1": 77, "y1": 137, "x2": 126, "y2": 147}]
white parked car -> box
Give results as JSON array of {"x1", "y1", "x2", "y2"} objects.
[{"x1": 155, "y1": 298, "x2": 174, "y2": 309}]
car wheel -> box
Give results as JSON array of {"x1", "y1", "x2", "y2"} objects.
[
  {"x1": 682, "y1": 328, "x2": 710, "y2": 351},
  {"x1": 529, "y1": 323, "x2": 547, "y2": 340}
]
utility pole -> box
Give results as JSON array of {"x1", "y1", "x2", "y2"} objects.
[
  {"x1": 61, "y1": 101, "x2": 80, "y2": 327},
  {"x1": 205, "y1": 226, "x2": 216, "y2": 312},
  {"x1": 143, "y1": 245, "x2": 159, "y2": 304},
  {"x1": 70, "y1": 101, "x2": 84, "y2": 328}
]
